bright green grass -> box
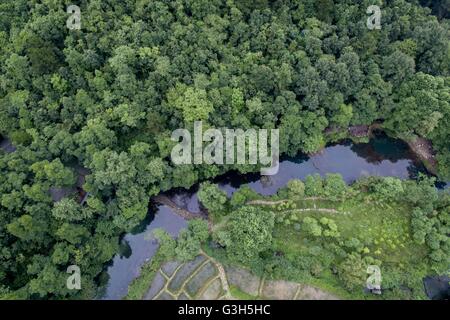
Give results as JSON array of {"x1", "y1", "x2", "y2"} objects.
[
  {"x1": 229, "y1": 285, "x2": 259, "y2": 300},
  {"x1": 268, "y1": 194, "x2": 430, "y2": 299},
  {"x1": 273, "y1": 195, "x2": 428, "y2": 265},
  {"x1": 209, "y1": 191, "x2": 431, "y2": 299}
]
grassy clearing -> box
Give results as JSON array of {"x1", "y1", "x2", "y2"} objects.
[
  {"x1": 253, "y1": 191, "x2": 431, "y2": 299},
  {"x1": 272, "y1": 195, "x2": 428, "y2": 266}
]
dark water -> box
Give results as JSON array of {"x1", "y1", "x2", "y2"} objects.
[
  {"x1": 100, "y1": 134, "x2": 440, "y2": 300},
  {"x1": 0, "y1": 137, "x2": 16, "y2": 153},
  {"x1": 423, "y1": 276, "x2": 450, "y2": 300},
  {"x1": 218, "y1": 137, "x2": 420, "y2": 196},
  {"x1": 101, "y1": 207, "x2": 187, "y2": 299},
  {"x1": 166, "y1": 136, "x2": 423, "y2": 209}
]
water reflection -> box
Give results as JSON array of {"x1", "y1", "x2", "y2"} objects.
[
  {"x1": 216, "y1": 139, "x2": 419, "y2": 196},
  {"x1": 101, "y1": 206, "x2": 187, "y2": 300}
]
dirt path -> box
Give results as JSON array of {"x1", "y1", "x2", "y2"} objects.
[
  {"x1": 246, "y1": 199, "x2": 288, "y2": 205},
  {"x1": 247, "y1": 197, "x2": 330, "y2": 206},
  {"x1": 286, "y1": 208, "x2": 342, "y2": 214},
  {"x1": 201, "y1": 250, "x2": 232, "y2": 299},
  {"x1": 247, "y1": 199, "x2": 345, "y2": 214}
]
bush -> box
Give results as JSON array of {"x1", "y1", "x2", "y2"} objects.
[
  {"x1": 302, "y1": 217, "x2": 323, "y2": 237},
  {"x1": 323, "y1": 174, "x2": 347, "y2": 200},
  {"x1": 197, "y1": 182, "x2": 228, "y2": 214},
  {"x1": 287, "y1": 179, "x2": 305, "y2": 199},
  {"x1": 305, "y1": 174, "x2": 324, "y2": 197},
  {"x1": 175, "y1": 219, "x2": 209, "y2": 262}
]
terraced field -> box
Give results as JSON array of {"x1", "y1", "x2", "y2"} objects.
[{"x1": 145, "y1": 253, "x2": 338, "y2": 300}]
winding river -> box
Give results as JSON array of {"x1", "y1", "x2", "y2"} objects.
[{"x1": 100, "y1": 132, "x2": 447, "y2": 299}]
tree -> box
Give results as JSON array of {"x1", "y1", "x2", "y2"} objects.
[
  {"x1": 315, "y1": 0, "x2": 334, "y2": 23},
  {"x1": 153, "y1": 228, "x2": 176, "y2": 260},
  {"x1": 320, "y1": 217, "x2": 340, "y2": 238},
  {"x1": 287, "y1": 179, "x2": 305, "y2": 200},
  {"x1": 52, "y1": 198, "x2": 90, "y2": 222},
  {"x1": 382, "y1": 50, "x2": 415, "y2": 87},
  {"x1": 305, "y1": 174, "x2": 324, "y2": 197},
  {"x1": 187, "y1": 219, "x2": 209, "y2": 243},
  {"x1": 302, "y1": 217, "x2": 322, "y2": 237},
  {"x1": 419, "y1": 0, "x2": 450, "y2": 19},
  {"x1": 7, "y1": 215, "x2": 46, "y2": 242},
  {"x1": 372, "y1": 177, "x2": 404, "y2": 202},
  {"x1": 337, "y1": 253, "x2": 367, "y2": 291},
  {"x1": 31, "y1": 159, "x2": 76, "y2": 187},
  {"x1": 167, "y1": 84, "x2": 214, "y2": 124},
  {"x1": 87, "y1": 149, "x2": 137, "y2": 192},
  {"x1": 323, "y1": 174, "x2": 347, "y2": 200},
  {"x1": 331, "y1": 103, "x2": 353, "y2": 128},
  {"x1": 229, "y1": 185, "x2": 257, "y2": 208},
  {"x1": 175, "y1": 219, "x2": 209, "y2": 262},
  {"x1": 55, "y1": 223, "x2": 89, "y2": 245},
  {"x1": 197, "y1": 182, "x2": 228, "y2": 214},
  {"x1": 224, "y1": 206, "x2": 275, "y2": 263}
]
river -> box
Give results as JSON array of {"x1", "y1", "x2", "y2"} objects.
[{"x1": 100, "y1": 133, "x2": 446, "y2": 300}]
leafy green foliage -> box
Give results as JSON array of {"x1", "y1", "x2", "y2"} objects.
[
  {"x1": 302, "y1": 217, "x2": 323, "y2": 237},
  {"x1": 175, "y1": 219, "x2": 209, "y2": 262},
  {"x1": 221, "y1": 206, "x2": 275, "y2": 264},
  {"x1": 337, "y1": 253, "x2": 368, "y2": 291},
  {"x1": 287, "y1": 179, "x2": 305, "y2": 200},
  {"x1": 197, "y1": 182, "x2": 228, "y2": 214},
  {"x1": 209, "y1": 175, "x2": 448, "y2": 299},
  {"x1": 0, "y1": 0, "x2": 448, "y2": 299},
  {"x1": 323, "y1": 174, "x2": 348, "y2": 201}
]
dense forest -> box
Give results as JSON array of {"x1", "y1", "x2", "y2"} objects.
[
  {"x1": 0, "y1": 0, "x2": 449, "y2": 299},
  {"x1": 420, "y1": 0, "x2": 449, "y2": 19}
]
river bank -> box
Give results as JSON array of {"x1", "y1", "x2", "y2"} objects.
[
  {"x1": 137, "y1": 171, "x2": 448, "y2": 301},
  {"x1": 2, "y1": 131, "x2": 446, "y2": 300},
  {"x1": 324, "y1": 122, "x2": 440, "y2": 177},
  {"x1": 346, "y1": 124, "x2": 439, "y2": 176},
  {"x1": 404, "y1": 137, "x2": 438, "y2": 175},
  {"x1": 101, "y1": 135, "x2": 437, "y2": 299}
]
